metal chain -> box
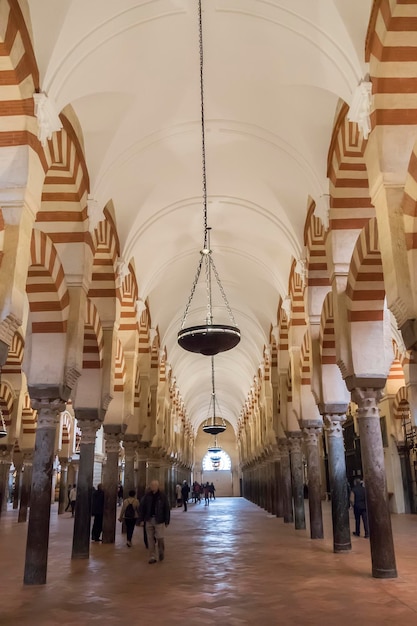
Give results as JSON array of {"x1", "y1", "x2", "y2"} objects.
[
  {"x1": 198, "y1": 0, "x2": 208, "y2": 250},
  {"x1": 180, "y1": 253, "x2": 204, "y2": 329},
  {"x1": 209, "y1": 256, "x2": 237, "y2": 326}
]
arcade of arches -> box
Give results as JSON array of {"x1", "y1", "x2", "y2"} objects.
[{"x1": 1, "y1": 0, "x2": 417, "y2": 595}]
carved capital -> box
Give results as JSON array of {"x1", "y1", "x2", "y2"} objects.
[
  {"x1": 323, "y1": 413, "x2": 346, "y2": 438},
  {"x1": 303, "y1": 426, "x2": 322, "y2": 446},
  {"x1": 58, "y1": 456, "x2": 69, "y2": 468},
  {"x1": 277, "y1": 437, "x2": 289, "y2": 457},
  {"x1": 287, "y1": 431, "x2": 303, "y2": 454},
  {"x1": 350, "y1": 387, "x2": 383, "y2": 419},
  {"x1": 77, "y1": 419, "x2": 101, "y2": 445},
  {"x1": 32, "y1": 397, "x2": 66, "y2": 428}
]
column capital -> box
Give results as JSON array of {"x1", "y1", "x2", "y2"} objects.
[
  {"x1": 318, "y1": 403, "x2": 348, "y2": 415},
  {"x1": 58, "y1": 456, "x2": 69, "y2": 467},
  {"x1": 31, "y1": 396, "x2": 66, "y2": 428},
  {"x1": 286, "y1": 431, "x2": 303, "y2": 453},
  {"x1": 122, "y1": 435, "x2": 139, "y2": 460},
  {"x1": 277, "y1": 437, "x2": 289, "y2": 455},
  {"x1": 350, "y1": 387, "x2": 384, "y2": 416},
  {"x1": 344, "y1": 375, "x2": 386, "y2": 393},
  {"x1": 103, "y1": 424, "x2": 126, "y2": 454},
  {"x1": 302, "y1": 425, "x2": 322, "y2": 446},
  {"x1": 323, "y1": 414, "x2": 346, "y2": 438},
  {"x1": 77, "y1": 418, "x2": 101, "y2": 445}
]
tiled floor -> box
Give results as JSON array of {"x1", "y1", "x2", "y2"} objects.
[{"x1": 1, "y1": 498, "x2": 417, "y2": 625}]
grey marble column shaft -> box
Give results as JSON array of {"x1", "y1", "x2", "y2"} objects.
[
  {"x1": 122, "y1": 437, "x2": 138, "y2": 496},
  {"x1": 102, "y1": 428, "x2": 122, "y2": 544},
  {"x1": 303, "y1": 425, "x2": 324, "y2": 539},
  {"x1": 275, "y1": 459, "x2": 284, "y2": 517},
  {"x1": 13, "y1": 463, "x2": 22, "y2": 509},
  {"x1": 0, "y1": 451, "x2": 11, "y2": 515},
  {"x1": 324, "y1": 413, "x2": 351, "y2": 553},
  {"x1": 18, "y1": 454, "x2": 33, "y2": 523},
  {"x1": 288, "y1": 432, "x2": 306, "y2": 530},
  {"x1": 352, "y1": 387, "x2": 397, "y2": 578},
  {"x1": 24, "y1": 397, "x2": 65, "y2": 585},
  {"x1": 279, "y1": 439, "x2": 293, "y2": 523},
  {"x1": 72, "y1": 417, "x2": 101, "y2": 559},
  {"x1": 58, "y1": 458, "x2": 69, "y2": 515}
]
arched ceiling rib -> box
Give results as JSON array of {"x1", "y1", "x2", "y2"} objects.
[{"x1": 27, "y1": 0, "x2": 372, "y2": 430}]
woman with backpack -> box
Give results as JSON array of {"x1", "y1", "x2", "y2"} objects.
[{"x1": 119, "y1": 489, "x2": 140, "y2": 547}]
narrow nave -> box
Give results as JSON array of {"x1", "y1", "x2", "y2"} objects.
[{"x1": 1, "y1": 498, "x2": 417, "y2": 626}]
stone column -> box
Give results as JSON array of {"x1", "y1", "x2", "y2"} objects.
[
  {"x1": 58, "y1": 457, "x2": 69, "y2": 515},
  {"x1": 13, "y1": 454, "x2": 23, "y2": 510},
  {"x1": 102, "y1": 425, "x2": 124, "y2": 544},
  {"x1": 24, "y1": 395, "x2": 65, "y2": 585},
  {"x1": 323, "y1": 410, "x2": 351, "y2": 553},
  {"x1": 136, "y1": 445, "x2": 148, "y2": 499},
  {"x1": 287, "y1": 432, "x2": 306, "y2": 530},
  {"x1": 274, "y1": 458, "x2": 284, "y2": 517},
  {"x1": 72, "y1": 415, "x2": 101, "y2": 559},
  {"x1": 278, "y1": 438, "x2": 293, "y2": 523},
  {"x1": 351, "y1": 386, "x2": 397, "y2": 578},
  {"x1": 0, "y1": 446, "x2": 12, "y2": 515},
  {"x1": 122, "y1": 435, "x2": 138, "y2": 496},
  {"x1": 303, "y1": 422, "x2": 324, "y2": 539},
  {"x1": 18, "y1": 452, "x2": 33, "y2": 523}
]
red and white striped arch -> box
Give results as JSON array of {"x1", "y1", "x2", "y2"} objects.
[
  {"x1": 27, "y1": 229, "x2": 69, "y2": 333},
  {"x1": 89, "y1": 208, "x2": 120, "y2": 320},
  {"x1": 119, "y1": 265, "x2": 139, "y2": 334},
  {"x1": 345, "y1": 219, "x2": 385, "y2": 323},
  {"x1": 82, "y1": 299, "x2": 103, "y2": 370},
  {"x1": 113, "y1": 338, "x2": 126, "y2": 393},
  {"x1": 300, "y1": 331, "x2": 311, "y2": 387},
  {"x1": 320, "y1": 292, "x2": 337, "y2": 366},
  {"x1": 0, "y1": 208, "x2": 4, "y2": 270},
  {"x1": 304, "y1": 199, "x2": 329, "y2": 289},
  {"x1": 0, "y1": 380, "x2": 14, "y2": 427},
  {"x1": 2, "y1": 331, "x2": 24, "y2": 374},
  {"x1": 327, "y1": 103, "x2": 374, "y2": 232},
  {"x1": 393, "y1": 386, "x2": 409, "y2": 420}
]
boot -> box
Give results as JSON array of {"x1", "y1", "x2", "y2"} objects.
[{"x1": 158, "y1": 538, "x2": 165, "y2": 561}]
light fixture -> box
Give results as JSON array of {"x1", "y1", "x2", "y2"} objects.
[
  {"x1": 207, "y1": 436, "x2": 222, "y2": 455},
  {"x1": 202, "y1": 356, "x2": 227, "y2": 436},
  {"x1": 177, "y1": 0, "x2": 240, "y2": 357},
  {"x1": 0, "y1": 368, "x2": 7, "y2": 438}
]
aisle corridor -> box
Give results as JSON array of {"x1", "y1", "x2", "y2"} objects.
[{"x1": 2, "y1": 498, "x2": 417, "y2": 626}]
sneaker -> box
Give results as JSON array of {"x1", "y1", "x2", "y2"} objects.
[
  {"x1": 148, "y1": 558, "x2": 157, "y2": 564},
  {"x1": 127, "y1": 541, "x2": 132, "y2": 547}
]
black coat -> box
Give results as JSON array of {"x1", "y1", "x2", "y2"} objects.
[
  {"x1": 139, "y1": 490, "x2": 170, "y2": 525},
  {"x1": 92, "y1": 488, "x2": 104, "y2": 516}
]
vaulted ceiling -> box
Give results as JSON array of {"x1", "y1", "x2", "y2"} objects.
[{"x1": 27, "y1": 0, "x2": 372, "y2": 430}]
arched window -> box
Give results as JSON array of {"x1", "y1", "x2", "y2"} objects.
[{"x1": 202, "y1": 450, "x2": 231, "y2": 471}]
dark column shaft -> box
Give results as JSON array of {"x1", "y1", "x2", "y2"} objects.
[
  {"x1": 0, "y1": 456, "x2": 11, "y2": 515},
  {"x1": 72, "y1": 438, "x2": 95, "y2": 558},
  {"x1": 279, "y1": 439, "x2": 293, "y2": 523},
  {"x1": 275, "y1": 459, "x2": 284, "y2": 517},
  {"x1": 102, "y1": 431, "x2": 121, "y2": 544},
  {"x1": 288, "y1": 433, "x2": 306, "y2": 530},
  {"x1": 24, "y1": 399, "x2": 63, "y2": 585},
  {"x1": 18, "y1": 455, "x2": 32, "y2": 523},
  {"x1": 324, "y1": 414, "x2": 351, "y2": 553},
  {"x1": 13, "y1": 463, "x2": 22, "y2": 510},
  {"x1": 353, "y1": 387, "x2": 397, "y2": 578},
  {"x1": 58, "y1": 460, "x2": 68, "y2": 515},
  {"x1": 304, "y1": 425, "x2": 324, "y2": 539}
]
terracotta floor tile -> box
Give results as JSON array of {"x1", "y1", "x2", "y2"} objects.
[{"x1": 1, "y1": 498, "x2": 417, "y2": 625}]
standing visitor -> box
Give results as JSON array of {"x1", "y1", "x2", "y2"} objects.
[
  {"x1": 175, "y1": 483, "x2": 182, "y2": 507},
  {"x1": 181, "y1": 480, "x2": 190, "y2": 512},
  {"x1": 351, "y1": 478, "x2": 369, "y2": 538},
  {"x1": 91, "y1": 483, "x2": 105, "y2": 542},
  {"x1": 69, "y1": 484, "x2": 77, "y2": 517},
  {"x1": 138, "y1": 480, "x2": 170, "y2": 564},
  {"x1": 119, "y1": 489, "x2": 140, "y2": 547}
]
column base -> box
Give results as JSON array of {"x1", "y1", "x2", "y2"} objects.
[
  {"x1": 372, "y1": 567, "x2": 398, "y2": 579},
  {"x1": 334, "y1": 542, "x2": 351, "y2": 553}
]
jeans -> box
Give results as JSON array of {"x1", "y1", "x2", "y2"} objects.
[
  {"x1": 146, "y1": 517, "x2": 165, "y2": 560},
  {"x1": 354, "y1": 506, "x2": 369, "y2": 536},
  {"x1": 125, "y1": 518, "x2": 136, "y2": 542}
]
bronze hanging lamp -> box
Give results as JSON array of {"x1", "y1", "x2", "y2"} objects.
[
  {"x1": 202, "y1": 356, "x2": 227, "y2": 435},
  {"x1": 178, "y1": 0, "x2": 241, "y2": 357}
]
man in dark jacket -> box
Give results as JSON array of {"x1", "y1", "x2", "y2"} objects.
[
  {"x1": 91, "y1": 483, "x2": 105, "y2": 542},
  {"x1": 351, "y1": 478, "x2": 369, "y2": 538},
  {"x1": 181, "y1": 480, "x2": 190, "y2": 512},
  {"x1": 138, "y1": 480, "x2": 170, "y2": 564}
]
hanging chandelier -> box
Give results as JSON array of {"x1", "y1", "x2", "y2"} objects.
[
  {"x1": 0, "y1": 368, "x2": 7, "y2": 438},
  {"x1": 207, "y1": 436, "x2": 222, "y2": 455},
  {"x1": 177, "y1": 0, "x2": 241, "y2": 357},
  {"x1": 202, "y1": 356, "x2": 227, "y2": 435}
]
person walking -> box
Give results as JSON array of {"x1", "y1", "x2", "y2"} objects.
[
  {"x1": 209, "y1": 482, "x2": 216, "y2": 500},
  {"x1": 181, "y1": 480, "x2": 190, "y2": 512},
  {"x1": 119, "y1": 489, "x2": 140, "y2": 547},
  {"x1": 138, "y1": 480, "x2": 170, "y2": 564},
  {"x1": 175, "y1": 483, "x2": 182, "y2": 507},
  {"x1": 204, "y1": 482, "x2": 210, "y2": 506},
  {"x1": 69, "y1": 484, "x2": 77, "y2": 517},
  {"x1": 351, "y1": 478, "x2": 369, "y2": 538},
  {"x1": 91, "y1": 483, "x2": 105, "y2": 542}
]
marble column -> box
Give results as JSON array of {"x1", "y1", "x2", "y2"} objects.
[
  {"x1": 323, "y1": 411, "x2": 351, "y2": 553},
  {"x1": 278, "y1": 438, "x2": 293, "y2": 523},
  {"x1": 0, "y1": 446, "x2": 12, "y2": 515},
  {"x1": 136, "y1": 446, "x2": 148, "y2": 499},
  {"x1": 72, "y1": 415, "x2": 101, "y2": 559},
  {"x1": 122, "y1": 435, "x2": 138, "y2": 497},
  {"x1": 18, "y1": 452, "x2": 33, "y2": 523},
  {"x1": 303, "y1": 422, "x2": 324, "y2": 539},
  {"x1": 24, "y1": 395, "x2": 65, "y2": 585},
  {"x1": 274, "y1": 458, "x2": 284, "y2": 517},
  {"x1": 102, "y1": 425, "x2": 124, "y2": 544},
  {"x1": 351, "y1": 386, "x2": 397, "y2": 578},
  {"x1": 13, "y1": 455, "x2": 23, "y2": 510},
  {"x1": 58, "y1": 457, "x2": 69, "y2": 515},
  {"x1": 287, "y1": 432, "x2": 306, "y2": 530}
]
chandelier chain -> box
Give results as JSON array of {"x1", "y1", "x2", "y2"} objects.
[
  {"x1": 209, "y1": 256, "x2": 237, "y2": 326},
  {"x1": 180, "y1": 255, "x2": 204, "y2": 329},
  {"x1": 198, "y1": 0, "x2": 208, "y2": 250}
]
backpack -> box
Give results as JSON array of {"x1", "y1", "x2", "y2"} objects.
[{"x1": 124, "y1": 501, "x2": 136, "y2": 519}]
